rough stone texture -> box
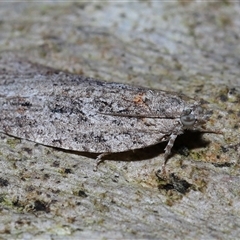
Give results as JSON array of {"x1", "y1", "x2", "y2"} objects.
[{"x1": 0, "y1": 2, "x2": 239, "y2": 239}]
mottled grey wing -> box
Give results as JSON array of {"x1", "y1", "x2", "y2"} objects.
[
  {"x1": 0, "y1": 95, "x2": 172, "y2": 153},
  {"x1": 0, "y1": 53, "x2": 178, "y2": 153}
]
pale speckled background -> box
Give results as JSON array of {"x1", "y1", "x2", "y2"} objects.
[{"x1": 0, "y1": 2, "x2": 240, "y2": 240}]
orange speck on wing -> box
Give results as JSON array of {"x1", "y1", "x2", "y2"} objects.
[{"x1": 133, "y1": 93, "x2": 145, "y2": 105}]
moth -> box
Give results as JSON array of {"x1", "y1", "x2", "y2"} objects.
[{"x1": 0, "y1": 53, "x2": 211, "y2": 170}]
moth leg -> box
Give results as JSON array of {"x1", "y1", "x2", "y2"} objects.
[
  {"x1": 162, "y1": 134, "x2": 178, "y2": 172},
  {"x1": 94, "y1": 152, "x2": 109, "y2": 171}
]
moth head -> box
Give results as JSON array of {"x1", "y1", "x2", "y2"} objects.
[{"x1": 180, "y1": 106, "x2": 207, "y2": 130}]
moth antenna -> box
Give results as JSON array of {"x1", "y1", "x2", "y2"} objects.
[
  {"x1": 97, "y1": 112, "x2": 175, "y2": 119},
  {"x1": 195, "y1": 128, "x2": 223, "y2": 134}
]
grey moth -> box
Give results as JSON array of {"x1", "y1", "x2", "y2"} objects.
[{"x1": 0, "y1": 53, "x2": 211, "y2": 170}]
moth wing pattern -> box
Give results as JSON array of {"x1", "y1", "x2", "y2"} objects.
[{"x1": 0, "y1": 53, "x2": 207, "y2": 166}]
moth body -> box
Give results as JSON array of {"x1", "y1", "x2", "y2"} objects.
[{"x1": 0, "y1": 54, "x2": 209, "y2": 168}]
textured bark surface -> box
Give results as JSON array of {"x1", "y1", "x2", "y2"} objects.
[{"x1": 0, "y1": 2, "x2": 239, "y2": 239}]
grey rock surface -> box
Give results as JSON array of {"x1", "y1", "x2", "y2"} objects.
[{"x1": 0, "y1": 2, "x2": 239, "y2": 239}]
